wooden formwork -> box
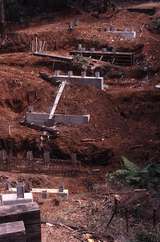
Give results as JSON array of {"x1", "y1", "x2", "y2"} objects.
[{"x1": 70, "y1": 49, "x2": 143, "y2": 66}]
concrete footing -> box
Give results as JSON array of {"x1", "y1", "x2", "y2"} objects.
[
  {"x1": 0, "y1": 202, "x2": 41, "y2": 242},
  {"x1": 9, "y1": 188, "x2": 69, "y2": 200},
  {"x1": 52, "y1": 74, "x2": 104, "y2": 90},
  {"x1": 25, "y1": 112, "x2": 90, "y2": 126},
  {"x1": 105, "y1": 29, "x2": 136, "y2": 39},
  {"x1": 0, "y1": 221, "x2": 26, "y2": 242},
  {"x1": 53, "y1": 113, "x2": 90, "y2": 125},
  {"x1": 25, "y1": 112, "x2": 49, "y2": 126},
  {"x1": 1, "y1": 193, "x2": 33, "y2": 206}
]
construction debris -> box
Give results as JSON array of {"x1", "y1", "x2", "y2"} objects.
[{"x1": 70, "y1": 45, "x2": 143, "y2": 66}]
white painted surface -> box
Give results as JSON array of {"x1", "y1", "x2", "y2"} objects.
[
  {"x1": 9, "y1": 188, "x2": 69, "y2": 199},
  {"x1": 1, "y1": 193, "x2": 33, "y2": 205},
  {"x1": 49, "y1": 81, "x2": 66, "y2": 119},
  {"x1": 105, "y1": 29, "x2": 136, "y2": 39}
]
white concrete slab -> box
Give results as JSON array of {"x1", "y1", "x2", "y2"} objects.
[
  {"x1": 105, "y1": 29, "x2": 136, "y2": 39},
  {"x1": 9, "y1": 188, "x2": 69, "y2": 199},
  {"x1": 1, "y1": 193, "x2": 33, "y2": 205}
]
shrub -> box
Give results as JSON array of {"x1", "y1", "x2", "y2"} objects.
[
  {"x1": 107, "y1": 156, "x2": 160, "y2": 188},
  {"x1": 134, "y1": 230, "x2": 160, "y2": 242},
  {"x1": 148, "y1": 17, "x2": 160, "y2": 34}
]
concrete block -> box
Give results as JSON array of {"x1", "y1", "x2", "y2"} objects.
[
  {"x1": 52, "y1": 74, "x2": 104, "y2": 90},
  {"x1": 0, "y1": 221, "x2": 26, "y2": 242},
  {"x1": 81, "y1": 71, "x2": 86, "y2": 77},
  {"x1": 105, "y1": 29, "x2": 136, "y2": 39},
  {"x1": 68, "y1": 71, "x2": 73, "y2": 77},
  {"x1": 1, "y1": 193, "x2": 33, "y2": 206},
  {"x1": 25, "y1": 112, "x2": 49, "y2": 126},
  {"x1": 17, "y1": 183, "x2": 25, "y2": 199},
  {"x1": 78, "y1": 44, "x2": 82, "y2": 51},
  {"x1": 0, "y1": 202, "x2": 41, "y2": 242}
]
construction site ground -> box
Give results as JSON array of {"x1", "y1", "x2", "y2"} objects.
[{"x1": 0, "y1": 1, "x2": 160, "y2": 241}]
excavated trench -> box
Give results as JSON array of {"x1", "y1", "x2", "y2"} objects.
[
  {"x1": 0, "y1": 137, "x2": 112, "y2": 164},
  {"x1": 0, "y1": 88, "x2": 159, "y2": 171},
  {"x1": 0, "y1": 13, "x2": 159, "y2": 173},
  {"x1": 0, "y1": 137, "x2": 69, "y2": 159}
]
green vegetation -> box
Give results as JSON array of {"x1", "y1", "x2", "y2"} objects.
[
  {"x1": 71, "y1": 55, "x2": 91, "y2": 71},
  {"x1": 4, "y1": 0, "x2": 66, "y2": 22},
  {"x1": 2, "y1": 0, "x2": 115, "y2": 22},
  {"x1": 108, "y1": 156, "x2": 160, "y2": 188},
  {"x1": 131, "y1": 230, "x2": 160, "y2": 242}
]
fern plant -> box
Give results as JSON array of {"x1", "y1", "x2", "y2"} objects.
[{"x1": 107, "y1": 156, "x2": 160, "y2": 188}]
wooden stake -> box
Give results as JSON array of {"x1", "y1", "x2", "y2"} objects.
[
  {"x1": 153, "y1": 209, "x2": 157, "y2": 228},
  {"x1": 125, "y1": 208, "x2": 129, "y2": 233}
]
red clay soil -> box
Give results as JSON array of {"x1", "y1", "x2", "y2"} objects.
[
  {"x1": 0, "y1": 5, "x2": 159, "y2": 242},
  {"x1": 0, "y1": 5, "x2": 159, "y2": 167}
]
